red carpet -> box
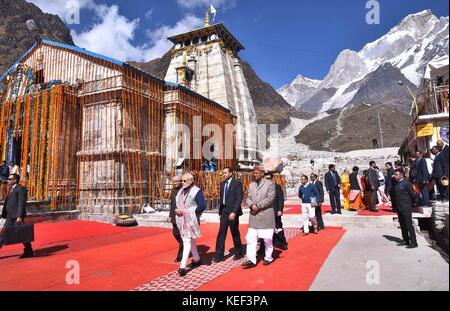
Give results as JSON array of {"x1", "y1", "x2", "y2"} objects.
[
  {"x1": 357, "y1": 206, "x2": 396, "y2": 216},
  {"x1": 198, "y1": 227, "x2": 345, "y2": 291},
  {"x1": 0, "y1": 221, "x2": 345, "y2": 291},
  {"x1": 0, "y1": 221, "x2": 250, "y2": 291},
  {"x1": 284, "y1": 204, "x2": 332, "y2": 215}
]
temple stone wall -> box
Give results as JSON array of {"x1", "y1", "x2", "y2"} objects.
[{"x1": 165, "y1": 38, "x2": 260, "y2": 167}]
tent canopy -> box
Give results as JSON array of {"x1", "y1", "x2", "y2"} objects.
[{"x1": 423, "y1": 55, "x2": 449, "y2": 80}]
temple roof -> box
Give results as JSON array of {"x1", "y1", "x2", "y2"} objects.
[{"x1": 167, "y1": 23, "x2": 245, "y2": 53}]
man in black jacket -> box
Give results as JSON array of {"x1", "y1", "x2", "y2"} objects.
[
  {"x1": 432, "y1": 145, "x2": 449, "y2": 202},
  {"x1": 265, "y1": 172, "x2": 288, "y2": 250},
  {"x1": 389, "y1": 161, "x2": 403, "y2": 212},
  {"x1": 393, "y1": 169, "x2": 418, "y2": 248},
  {"x1": 384, "y1": 162, "x2": 395, "y2": 199},
  {"x1": 366, "y1": 161, "x2": 380, "y2": 212},
  {"x1": 436, "y1": 140, "x2": 449, "y2": 202},
  {"x1": 212, "y1": 167, "x2": 244, "y2": 263},
  {"x1": 310, "y1": 173, "x2": 325, "y2": 230},
  {"x1": 168, "y1": 175, "x2": 183, "y2": 262},
  {"x1": 0, "y1": 174, "x2": 34, "y2": 258},
  {"x1": 415, "y1": 150, "x2": 431, "y2": 206},
  {"x1": 324, "y1": 164, "x2": 342, "y2": 214}
]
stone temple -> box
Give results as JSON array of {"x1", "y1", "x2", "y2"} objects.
[
  {"x1": 0, "y1": 14, "x2": 263, "y2": 216},
  {"x1": 164, "y1": 14, "x2": 260, "y2": 169}
]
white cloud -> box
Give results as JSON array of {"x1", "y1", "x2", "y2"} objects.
[
  {"x1": 28, "y1": 0, "x2": 203, "y2": 62},
  {"x1": 27, "y1": 0, "x2": 95, "y2": 23},
  {"x1": 70, "y1": 4, "x2": 147, "y2": 61},
  {"x1": 176, "y1": 0, "x2": 236, "y2": 10},
  {"x1": 144, "y1": 15, "x2": 203, "y2": 61},
  {"x1": 144, "y1": 8, "x2": 154, "y2": 19}
]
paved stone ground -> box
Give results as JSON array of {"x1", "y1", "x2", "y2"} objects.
[{"x1": 309, "y1": 227, "x2": 449, "y2": 291}]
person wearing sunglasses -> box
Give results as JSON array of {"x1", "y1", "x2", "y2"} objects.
[
  {"x1": 0, "y1": 174, "x2": 34, "y2": 258},
  {"x1": 174, "y1": 173, "x2": 205, "y2": 276},
  {"x1": 393, "y1": 169, "x2": 418, "y2": 248}
]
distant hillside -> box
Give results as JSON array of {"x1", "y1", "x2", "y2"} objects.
[{"x1": 0, "y1": 0, "x2": 74, "y2": 75}]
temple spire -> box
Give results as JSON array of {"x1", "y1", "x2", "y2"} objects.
[{"x1": 204, "y1": 9, "x2": 210, "y2": 27}]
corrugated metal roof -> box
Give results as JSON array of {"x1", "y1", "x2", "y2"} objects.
[
  {"x1": 41, "y1": 39, "x2": 125, "y2": 65},
  {"x1": 0, "y1": 39, "x2": 231, "y2": 114}
]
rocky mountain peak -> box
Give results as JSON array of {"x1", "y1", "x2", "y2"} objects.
[{"x1": 320, "y1": 49, "x2": 368, "y2": 88}]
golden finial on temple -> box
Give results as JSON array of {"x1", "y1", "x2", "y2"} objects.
[{"x1": 205, "y1": 9, "x2": 210, "y2": 27}]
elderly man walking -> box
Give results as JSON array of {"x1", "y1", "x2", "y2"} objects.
[
  {"x1": 175, "y1": 173, "x2": 206, "y2": 276},
  {"x1": 242, "y1": 166, "x2": 276, "y2": 268},
  {"x1": 168, "y1": 175, "x2": 183, "y2": 262}
]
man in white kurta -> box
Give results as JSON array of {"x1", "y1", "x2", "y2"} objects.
[{"x1": 242, "y1": 166, "x2": 276, "y2": 267}]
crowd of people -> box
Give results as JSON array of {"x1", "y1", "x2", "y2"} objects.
[
  {"x1": 168, "y1": 140, "x2": 448, "y2": 275},
  {"x1": 1, "y1": 140, "x2": 448, "y2": 268}
]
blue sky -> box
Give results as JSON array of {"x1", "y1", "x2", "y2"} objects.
[{"x1": 29, "y1": 0, "x2": 449, "y2": 88}]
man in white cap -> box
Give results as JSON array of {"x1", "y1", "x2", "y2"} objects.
[{"x1": 242, "y1": 166, "x2": 276, "y2": 268}]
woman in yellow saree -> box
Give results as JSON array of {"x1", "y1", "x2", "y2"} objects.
[{"x1": 342, "y1": 169, "x2": 351, "y2": 210}]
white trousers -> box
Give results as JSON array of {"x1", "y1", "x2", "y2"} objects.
[
  {"x1": 180, "y1": 237, "x2": 200, "y2": 269},
  {"x1": 246, "y1": 228, "x2": 274, "y2": 264},
  {"x1": 377, "y1": 185, "x2": 386, "y2": 205},
  {"x1": 302, "y1": 203, "x2": 316, "y2": 234}
]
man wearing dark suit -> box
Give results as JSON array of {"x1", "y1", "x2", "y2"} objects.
[
  {"x1": 414, "y1": 150, "x2": 431, "y2": 206},
  {"x1": 264, "y1": 172, "x2": 288, "y2": 250},
  {"x1": 393, "y1": 169, "x2": 418, "y2": 248},
  {"x1": 389, "y1": 161, "x2": 403, "y2": 212},
  {"x1": 212, "y1": 167, "x2": 244, "y2": 263},
  {"x1": 366, "y1": 161, "x2": 380, "y2": 212},
  {"x1": 168, "y1": 175, "x2": 183, "y2": 262},
  {"x1": 436, "y1": 140, "x2": 449, "y2": 202},
  {"x1": 431, "y1": 145, "x2": 449, "y2": 202},
  {"x1": 310, "y1": 173, "x2": 325, "y2": 230},
  {"x1": 324, "y1": 164, "x2": 342, "y2": 214},
  {"x1": 0, "y1": 174, "x2": 34, "y2": 258}
]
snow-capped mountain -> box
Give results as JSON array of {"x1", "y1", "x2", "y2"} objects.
[
  {"x1": 278, "y1": 9, "x2": 449, "y2": 113},
  {"x1": 277, "y1": 74, "x2": 321, "y2": 107},
  {"x1": 320, "y1": 49, "x2": 368, "y2": 89}
]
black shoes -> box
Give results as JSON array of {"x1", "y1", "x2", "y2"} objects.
[
  {"x1": 263, "y1": 260, "x2": 273, "y2": 266},
  {"x1": 178, "y1": 268, "x2": 187, "y2": 277},
  {"x1": 369, "y1": 208, "x2": 379, "y2": 212},
  {"x1": 212, "y1": 257, "x2": 224, "y2": 263},
  {"x1": 233, "y1": 254, "x2": 244, "y2": 261},
  {"x1": 19, "y1": 252, "x2": 34, "y2": 259},
  {"x1": 406, "y1": 243, "x2": 418, "y2": 249},
  {"x1": 397, "y1": 242, "x2": 410, "y2": 246},
  {"x1": 187, "y1": 260, "x2": 202, "y2": 269},
  {"x1": 241, "y1": 260, "x2": 257, "y2": 268}
]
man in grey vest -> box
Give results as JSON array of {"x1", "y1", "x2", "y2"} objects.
[{"x1": 242, "y1": 166, "x2": 276, "y2": 268}]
